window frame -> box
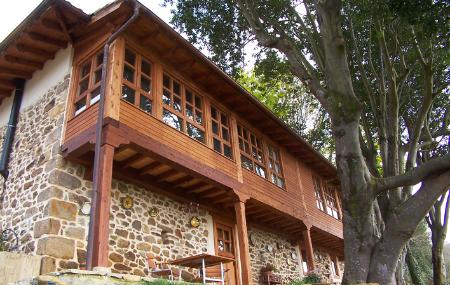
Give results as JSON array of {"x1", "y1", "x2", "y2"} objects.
[
  {"x1": 313, "y1": 176, "x2": 342, "y2": 220},
  {"x1": 237, "y1": 124, "x2": 267, "y2": 179},
  {"x1": 161, "y1": 72, "x2": 206, "y2": 144},
  {"x1": 121, "y1": 47, "x2": 154, "y2": 114},
  {"x1": 210, "y1": 104, "x2": 233, "y2": 160},
  {"x1": 267, "y1": 144, "x2": 285, "y2": 188},
  {"x1": 72, "y1": 50, "x2": 104, "y2": 117}
]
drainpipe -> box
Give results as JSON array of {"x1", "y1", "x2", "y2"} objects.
[
  {"x1": 86, "y1": 3, "x2": 141, "y2": 270},
  {"x1": 0, "y1": 78, "x2": 25, "y2": 179}
]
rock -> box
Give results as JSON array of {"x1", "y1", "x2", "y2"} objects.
[
  {"x1": 109, "y1": 252, "x2": 124, "y2": 263},
  {"x1": 115, "y1": 228, "x2": 128, "y2": 238},
  {"x1": 48, "y1": 169, "x2": 81, "y2": 189},
  {"x1": 59, "y1": 260, "x2": 79, "y2": 269},
  {"x1": 37, "y1": 186, "x2": 63, "y2": 203},
  {"x1": 40, "y1": 256, "x2": 56, "y2": 274},
  {"x1": 65, "y1": 226, "x2": 85, "y2": 240},
  {"x1": 37, "y1": 236, "x2": 75, "y2": 259},
  {"x1": 46, "y1": 199, "x2": 78, "y2": 221},
  {"x1": 136, "y1": 242, "x2": 151, "y2": 251},
  {"x1": 124, "y1": 251, "x2": 135, "y2": 261},
  {"x1": 132, "y1": 268, "x2": 146, "y2": 277},
  {"x1": 34, "y1": 218, "x2": 61, "y2": 238},
  {"x1": 132, "y1": 220, "x2": 141, "y2": 231},
  {"x1": 117, "y1": 238, "x2": 130, "y2": 248},
  {"x1": 114, "y1": 263, "x2": 131, "y2": 271}
]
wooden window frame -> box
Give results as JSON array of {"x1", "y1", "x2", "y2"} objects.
[
  {"x1": 210, "y1": 104, "x2": 233, "y2": 160},
  {"x1": 213, "y1": 220, "x2": 235, "y2": 259},
  {"x1": 267, "y1": 144, "x2": 285, "y2": 189},
  {"x1": 72, "y1": 50, "x2": 104, "y2": 117},
  {"x1": 162, "y1": 72, "x2": 206, "y2": 144},
  {"x1": 313, "y1": 176, "x2": 341, "y2": 220},
  {"x1": 237, "y1": 124, "x2": 267, "y2": 179},
  {"x1": 121, "y1": 47, "x2": 154, "y2": 114}
]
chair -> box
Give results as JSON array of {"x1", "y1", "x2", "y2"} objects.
[
  {"x1": 193, "y1": 265, "x2": 230, "y2": 284},
  {"x1": 147, "y1": 253, "x2": 175, "y2": 281}
]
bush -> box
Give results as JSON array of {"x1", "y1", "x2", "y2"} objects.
[
  {"x1": 141, "y1": 280, "x2": 200, "y2": 285},
  {"x1": 288, "y1": 272, "x2": 322, "y2": 285}
]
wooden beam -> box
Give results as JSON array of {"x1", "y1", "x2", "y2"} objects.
[
  {"x1": 234, "y1": 201, "x2": 252, "y2": 285},
  {"x1": 4, "y1": 55, "x2": 43, "y2": 69},
  {"x1": 0, "y1": 66, "x2": 31, "y2": 79},
  {"x1": 90, "y1": 144, "x2": 115, "y2": 268},
  {"x1": 121, "y1": 153, "x2": 144, "y2": 169},
  {"x1": 16, "y1": 44, "x2": 54, "y2": 59},
  {"x1": 139, "y1": 161, "x2": 162, "y2": 175},
  {"x1": 28, "y1": 32, "x2": 67, "y2": 48},
  {"x1": 155, "y1": 168, "x2": 179, "y2": 182},
  {"x1": 0, "y1": 80, "x2": 15, "y2": 90},
  {"x1": 41, "y1": 18, "x2": 64, "y2": 32},
  {"x1": 200, "y1": 189, "x2": 226, "y2": 199},
  {"x1": 170, "y1": 175, "x2": 192, "y2": 186},
  {"x1": 302, "y1": 228, "x2": 315, "y2": 271}
]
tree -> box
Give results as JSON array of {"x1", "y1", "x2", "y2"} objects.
[
  {"x1": 405, "y1": 221, "x2": 432, "y2": 285},
  {"x1": 165, "y1": 0, "x2": 450, "y2": 284}
]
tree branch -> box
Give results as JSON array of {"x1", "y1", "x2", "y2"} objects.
[{"x1": 375, "y1": 154, "x2": 450, "y2": 194}]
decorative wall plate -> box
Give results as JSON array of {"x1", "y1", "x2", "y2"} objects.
[
  {"x1": 149, "y1": 207, "x2": 159, "y2": 217},
  {"x1": 121, "y1": 196, "x2": 134, "y2": 209},
  {"x1": 249, "y1": 233, "x2": 255, "y2": 246},
  {"x1": 267, "y1": 244, "x2": 274, "y2": 253},
  {"x1": 190, "y1": 216, "x2": 200, "y2": 228}
]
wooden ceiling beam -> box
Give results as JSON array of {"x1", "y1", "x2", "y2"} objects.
[
  {"x1": 140, "y1": 29, "x2": 161, "y2": 45},
  {"x1": 4, "y1": 55, "x2": 43, "y2": 69},
  {"x1": 187, "y1": 184, "x2": 213, "y2": 194},
  {"x1": 155, "y1": 168, "x2": 179, "y2": 182},
  {"x1": 170, "y1": 175, "x2": 192, "y2": 186},
  {"x1": 200, "y1": 189, "x2": 226, "y2": 199},
  {"x1": 0, "y1": 80, "x2": 15, "y2": 90},
  {"x1": 16, "y1": 44, "x2": 54, "y2": 59},
  {"x1": 139, "y1": 161, "x2": 162, "y2": 175},
  {"x1": 28, "y1": 32, "x2": 67, "y2": 48},
  {"x1": 0, "y1": 67, "x2": 31, "y2": 79},
  {"x1": 41, "y1": 18, "x2": 64, "y2": 33},
  {"x1": 121, "y1": 153, "x2": 145, "y2": 169}
]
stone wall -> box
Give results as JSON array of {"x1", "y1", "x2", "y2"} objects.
[
  {"x1": 313, "y1": 248, "x2": 344, "y2": 283},
  {"x1": 248, "y1": 227, "x2": 302, "y2": 284},
  {"x1": 108, "y1": 180, "x2": 212, "y2": 279}
]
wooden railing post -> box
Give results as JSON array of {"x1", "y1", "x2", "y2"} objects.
[
  {"x1": 91, "y1": 142, "x2": 115, "y2": 268},
  {"x1": 234, "y1": 197, "x2": 252, "y2": 285},
  {"x1": 303, "y1": 227, "x2": 315, "y2": 271}
]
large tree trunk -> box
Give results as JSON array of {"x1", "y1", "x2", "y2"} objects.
[{"x1": 431, "y1": 233, "x2": 446, "y2": 285}]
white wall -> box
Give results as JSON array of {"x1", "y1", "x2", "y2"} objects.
[
  {"x1": 206, "y1": 213, "x2": 216, "y2": 254},
  {"x1": 0, "y1": 46, "x2": 73, "y2": 127}
]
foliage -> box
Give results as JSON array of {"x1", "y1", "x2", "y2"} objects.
[
  {"x1": 141, "y1": 279, "x2": 199, "y2": 285},
  {"x1": 404, "y1": 221, "x2": 432, "y2": 285},
  {"x1": 166, "y1": 0, "x2": 450, "y2": 283},
  {"x1": 288, "y1": 272, "x2": 322, "y2": 285}
]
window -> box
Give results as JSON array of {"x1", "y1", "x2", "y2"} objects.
[
  {"x1": 268, "y1": 145, "x2": 285, "y2": 188},
  {"x1": 162, "y1": 73, "x2": 205, "y2": 143},
  {"x1": 73, "y1": 51, "x2": 103, "y2": 116},
  {"x1": 211, "y1": 105, "x2": 233, "y2": 159},
  {"x1": 215, "y1": 222, "x2": 234, "y2": 258},
  {"x1": 237, "y1": 124, "x2": 266, "y2": 178},
  {"x1": 313, "y1": 176, "x2": 341, "y2": 219},
  {"x1": 121, "y1": 48, "x2": 153, "y2": 114},
  {"x1": 301, "y1": 249, "x2": 308, "y2": 274}
]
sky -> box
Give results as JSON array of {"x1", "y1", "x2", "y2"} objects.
[{"x1": 0, "y1": 1, "x2": 448, "y2": 243}]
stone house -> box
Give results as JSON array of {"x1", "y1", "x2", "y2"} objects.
[{"x1": 0, "y1": 0, "x2": 344, "y2": 284}]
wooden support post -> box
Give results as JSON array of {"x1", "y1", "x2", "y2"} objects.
[
  {"x1": 91, "y1": 143, "x2": 115, "y2": 267},
  {"x1": 334, "y1": 255, "x2": 341, "y2": 277},
  {"x1": 234, "y1": 200, "x2": 252, "y2": 285},
  {"x1": 104, "y1": 37, "x2": 124, "y2": 121},
  {"x1": 303, "y1": 227, "x2": 315, "y2": 271}
]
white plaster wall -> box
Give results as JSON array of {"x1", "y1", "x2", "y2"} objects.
[
  {"x1": 206, "y1": 213, "x2": 216, "y2": 255},
  {"x1": 0, "y1": 46, "x2": 73, "y2": 127}
]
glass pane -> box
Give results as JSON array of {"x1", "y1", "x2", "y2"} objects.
[
  {"x1": 74, "y1": 98, "x2": 86, "y2": 116},
  {"x1": 221, "y1": 114, "x2": 227, "y2": 125},
  {"x1": 218, "y1": 240, "x2": 224, "y2": 251},
  {"x1": 241, "y1": 155, "x2": 253, "y2": 171},
  {"x1": 212, "y1": 121, "x2": 219, "y2": 135},
  {"x1": 213, "y1": 139, "x2": 222, "y2": 153},
  {"x1": 275, "y1": 163, "x2": 281, "y2": 174},
  {"x1": 271, "y1": 174, "x2": 277, "y2": 184},
  {"x1": 90, "y1": 87, "x2": 101, "y2": 105},
  {"x1": 211, "y1": 107, "x2": 218, "y2": 119},
  {"x1": 96, "y1": 52, "x2": 104, "y2": 66},
  {"x1": 121, "y1": 85, "x2": 135, "y2": 103},
  {"x1": 186, "y1": 90, "x2": 193, "y2": 103},
  {"x1": 125, "y1": 49, "x2": 135, "y2": 65},
  {"x1": 123, "y1": 65, "x2": 135, "y2": 82},
  {"x1": 78, "y1": 78, "x2": 89, "y2": 95},
  {"x1": 277, "y1": 177, "x2": 285, "y2": 188},
  {"x1": 224, "y1": 145, "x2": 232, "y2": 159},
  {"x1": 195, "y1": 96, "x2": 202, "y2": 109},
  {"x1": 163, "y1": 74, "x2": 170, "y2": 88},
  {"x1": 187, "y1": 123, "x2": 205, "y2": 143},
  {"x1": 186, "y1": 105, "x2": 194, "y2": 120},
  {"x1": 81, "y1": 62, "x2": 91, "y2": 77},
  {"x1": 173, "y1": 81, "x2": 180, "y2": 95},
  {"x1": 94, "y1": 69, "x2": 102, "y2": 84},
  {"x1": 141, "y1": 76, "x2": 151, "y2": 93},
  {"x1": 255, "y1": 165, "x2": 266, "y2": 178},
  {"x1": 222, "y1": 128, "x2": 229, "y2": 141},
  {"x1": 195, "y1": 111, "x2": 203, "y2": 125},
  {"x1": 162, "y1": 89, "x2": 171, "y2": 105},
  {"x1": 174, "y1": 97, "x2": 182, "y2": 112},
  {"x1": 163, "y1": 109, "x2": 182, "y2": 131},
  {"x1": 140, "y1": 95, "x2": 152, "y2": 113},
  {"x1": 141, "y1": 60, "x2": 151, "y2": 75}
]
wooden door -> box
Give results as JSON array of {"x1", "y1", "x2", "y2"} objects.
[{"x1": 214, "y1": 220, "x2": 237, "y2": 285}]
